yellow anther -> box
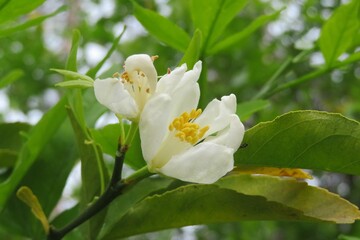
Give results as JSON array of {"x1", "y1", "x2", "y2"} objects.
[
  {"x1": 121, "y1": 72, "x2": 132, "y2": 83},
  {"x1": 151, "y1": 55, "x2": 159, "y2": 61},
  {"x1": 169, "y1": 109, "x2": 209, "y2": 145}
]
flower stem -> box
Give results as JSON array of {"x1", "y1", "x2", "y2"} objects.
[{"x1": 47, "y1": 141, "x2": 129, "y2": 240}]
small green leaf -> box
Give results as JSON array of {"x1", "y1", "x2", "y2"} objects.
[
  {"x1": 237, "y1": 100, "x2": 270, "y2": 120},
  {"x1": 16, "y1": 186, "x2": 49, "y2": 234},
  {"x1": 179, "y1": 29, "x2": 202, "y2": 69},
  {"x1": 55, "y1": 80, "x2": 94, "y2": 89},
  {"x1": 132, "y1": 1, "x2": 190, "y2": 52},
  {"x1": 235, "y1": 111, "x2": 360, "y2": 175},
  {"x1": 0, "y1": 6, "x2": 66, "y2": 38},
  {"x1": 319, "y1": 0, "x2": 360, "y2": 67},
  {"x1": 51, "y1": 69, "x2": 94, "y2": 83},
  {"x1": 0, "y1": 69, "x2": 24, "y2": 89},
  {"x1": 208, "y1": 9, "x2": 282, "y2": 55}
]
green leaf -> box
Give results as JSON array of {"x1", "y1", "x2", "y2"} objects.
[
  {"x1": 0, "y1": 6, "x2": 66, "y2": 38},
  {"x1": 98, "y1": 177, "x2": 177, "y2": 239},
  {"x1": 190, "y1": 0, "x2": 247, "y2": 53},
  {"x1": 51, "y1": 69, "x2": 94, "y2": 82},
  {"x1": 179, "y1": 29, "x2": 202, "y2": 69},
  {"x1": 235, "y1": 111, "x2": 360, "y2": 175},
  {"x1": 100, "y1": 183, "x2": 313, "y2": 239},
  {"x1": 318, "y1": 0, "x2": 360, "y2": 67},
  {"x1": 0, "y1": 69, "x2": 24, "y2": 89},
  {"x1": 132, "y1": 1, "x2": 190, "y2": 52},
  {"x1": 208, "y1": 9, "x2": 282, "y2": 55},
  {"x1": 100, "y1": 174, "x2": 360, "y2": 239},
  {"x1": 55, "y1": 80, "x2": 94, "y2": 89},
  {"x1": 66, "y1": 107, "x2": 109, "y2": 240},
  {"x1": 0, "y1": 97, "x2": 67, "y2": 212},
  {"x1": 0, "y1": 0, "x2": 45, "y2": 24},
  {"x1": 237, "y1": 99, "x2": 270, "y2": 120},
  {"x1": 217, "y1": 174, "x2": 360, "y2": 224}
]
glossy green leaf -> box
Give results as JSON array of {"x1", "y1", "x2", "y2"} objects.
[
  {"x1": 235, "y1": 111, "x2": 360, "y2": 175},
  {"x1": 208, "y1": 9, "x2": 282, "y2": 55},
  {"x1": 179, "y1": 29, "x2": 202, "y2": 69},
  {"x1": 100, "y1": 183, "x2": 312, "y2": 239},
  {"x1": 190, "y1": 0, "x2": 247, "y2": 52},
  {"x1": 132, "y1": 1, "x2": 190, "y2": 52},
  {"x1": 100, "y1": 174, "x2": 360, "y2": 239},
  {"x1": 217, "y1": 175, "x2": 360, "y2": 223},
  {"x1": 66, "y1": 107, "x2": 109, "y2": 240},
  {"x1": 0, "y1": 0, "x2": 45, "y2": 24},
  {"x1": 319, "y1": 0, "x2": 360, "y2": 67},
  {"x1": 0, "y1": 69, "x2": 23, "y2": 89},
  {"x1": 237, "y1": 99, "x2": 270, "y2": 120},
  {"x1": 0, "y1": 97, "x2": 67, "y2": 212},
  {"x1": 0, "y1": 6, "x2": 66, "y2": 38}
]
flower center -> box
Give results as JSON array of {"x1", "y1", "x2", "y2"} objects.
[{"x1": 169, "y1": 109, "x2": 209, "y2": 145}]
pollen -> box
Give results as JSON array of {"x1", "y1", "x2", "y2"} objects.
[
  {"x1": 169, "y1": 109, "x2": 210, "y2": 145},
  {"x1": 121, "y1": 71, "x2": 132, "y2": 83}
]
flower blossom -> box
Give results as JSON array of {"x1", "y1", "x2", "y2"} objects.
[
  {"x1": 94, "y1": 54, "x2": 158, "y2": 121},
  {"x1": 139, "y1": 64, "x2": 245, "y2": 184}
]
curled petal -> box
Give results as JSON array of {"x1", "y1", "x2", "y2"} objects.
[
  {"x1": 160, "y1": 142, "x2": 234, "y2": 184},
  {"x1": 124, "y1": 54, "x2": 157, "y2": 93},
  {"x1": 195, "y1": 94, "x2": 237, "y2": 137},
  {"x1": 205, "y1": 114, "x2": 245, "y2": 150},
  {"x1": 94, "y1": 78, "x2": 138, "y2": 118},
  {"x1": 156, "y1": 63, "x2": 187, "y2": 94}
]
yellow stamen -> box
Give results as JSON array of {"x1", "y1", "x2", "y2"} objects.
[
  {"x1": 121, "y1": 71, "x2": 132, "y2": 83},
  {"x1": 169, "y1": 109, "x2": 210, "y2": 145},
  {"x1": 151, "y1": 55, "x2": 159, "y2": 61}
]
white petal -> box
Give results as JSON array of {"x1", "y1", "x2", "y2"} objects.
[
  {"x1": 161, "y1": 61, "x2": 202, "y2": 115},
  {"x1": 124, "y1": 54, "x2": 157, "y2": 93},
  {"x1": 156, "y1": 64, "x2": 187, "y2": 94},
  {"x1": 94, "y1": 78, "x2": 138, "y2": 118},
  {"x1": 205, "y1": 114, "x2": 245, "y2": 150},
  {"x1": 160, "y1": 142, "x2": 234, "y2": 184},
  {"x1": 195, "y1": 94, "x2": 237, "y2": 137},
  {"x1": 140, "y1": 93, "x2": 172, "y2": 162}
]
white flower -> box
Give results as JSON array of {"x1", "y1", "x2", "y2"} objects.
[
  {"x1": 94, "y1": 54, "x2": 158, "y2": 121},
  {"x1": 140, "y1": 84, "x2": 245, "y2": 184}
]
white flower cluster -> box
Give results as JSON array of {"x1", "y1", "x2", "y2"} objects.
[{"x1": 94, "y1": 54, "x2": 245, "y2": 184}]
